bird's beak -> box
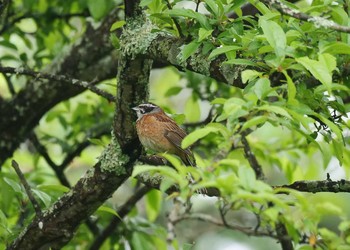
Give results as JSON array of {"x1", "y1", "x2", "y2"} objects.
[{"x1": 132, "y1": 106, "x2": 139, "y2": 111}]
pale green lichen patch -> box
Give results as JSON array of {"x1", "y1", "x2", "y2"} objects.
[
  {"x1": 98, "y1": 137, "x2": 129, "y2": 174},
  {"x1": 189, "y1": 49, "x2": 211, "y2": 76},
  {"x1": 220, "y1": 63, "x2": 244, "y2": 85},
  {"x1": 120, "y1": 14, "x2": 159, "y2": 59}
]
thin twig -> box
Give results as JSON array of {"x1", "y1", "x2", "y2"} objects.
[
  {"x1": 218, "y1": 200, "x2": 230, "y2": 227},
  {"x1": 241, "y1": 132, "x2": 264, "y2": 180},
  {"x1": 164, "y1": 0, "x2": 184, "y2": 38},
  {"x1": 172, "y1": 213, "x2": 279, "y2": 239},
  {"x1": 29, "y1": 133, "x2": 71, "y2": 187},
  {"x1": 11, "y1": 160, "x2": 42, "y2": 216},
  {"x1": 60, "y1": 124, "x2": 110, "y2": 170},
  {"x1": 195, "y1": 0, "x2": 200, "y2": 12},
  {"x1": 3, "y1": 71, "x2": 15, "y2": 95},
  {"x1": 276, "y1": 220, "x2": 294, "y2": 250},
  {"x1": 261, "y1": 0, "x2": 350, "y2": 33},
  {"x1": 0, "y1": 66, "x2": 116, "y2": 102}
]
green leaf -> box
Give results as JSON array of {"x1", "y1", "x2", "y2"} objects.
[
  {"x1": 319, "y1": 53, "x2": 337, "y2": 74},
  {"x1": 204, "y1": 0, "x2": 218, "y2": 16},
  {"x1": 211, "y1": 97, "x2": 227, "y2": 105},
  {"x1": 110, "y1": 33, "x2": 120, "y2": 49},
  {"x1": 208, "y1": 46, "x2": 241, "y2": 60},
  {"x1": 131, "y1": 231, "x2": 154, "y2": 250},
  {"x1": 283, "y1": 70, "x2": 296, "y2": 103},
  {"x1": 260, "y1": 19, "x2": 286, "y2": 62},
  {"x1": 3, "y1": 177, "x2": 22, "y2": 193},
  {"x1": 87, "y1": 0, "x2": 109, "y2": 20},
  {"x1": 159, "y1": 177, "x2": 176, "y2": 193},
  {"x1": 183, "y1": 243, "x2": 194, "y2": 250},
  {"x1": 145, "y1": 189, "x2": 162, "y2": 222},
  {"x1": 37, "y1": 184, "x2": 70, "y2": 193},
  {"x1": 224, "y1": 59, "x2": 260, "y2": 67},
  {"x1": 241, "y1": 116, "x2": 268, "y2": 131},
  {"x1": 165, "y1": 86, "x2": 182, "y2": 97},
  {"x1": 253, "y1": 78, "x2": 271, "y2": 99},
  {"x1": 88, "y1": 138, "x2": 107, "y2": 147},
  {"x1": 286, "y1": 108, "x2": 314, "y2": 131},
  {"x1": 316, "y1": 202, "x2": 342, "y2": 215},
  {"x1": 97, "y1": 205, "x2": 122, "y2": 219},
  {"x1": 332, "y1": 139, "x2": 344, "y2": 166},
  {"x1": 172, "y1": 114, "x2": 186, "y2": 125},
  {"x1": 32, "y1": 189, "x2": 51, "y2": 207},
  {"x1": 206, "y1": 122, "x2": 230, "y2": 138},
  {"x1": 296, "y1": 56, "x2": 333, "y2": 93},
  {"x1": 238, "y1": 167, "x2": 256, "y2": 190},
  {"x1": 198, "y1": 28, "x2": 213, "y2": 42},
  {"x1": 133, "y1": 165, "x2": 184, "y2": 186},
  {"x1": 140, "y1": 0, "x2": 154, "y2": 7},
  {"x1": 0, "y1": 40, "x2": 17, "y2": 50},
  {"x1": 224, "y1": 97, "x2": 249, "y2": 120},
  {"x1": 167, "y1": 9, "x2": 211, "y2": 29},
  {"x1": 182, "y1": 124, "x2": 222, "y2": 149},
  {"x1": 312, "y1": 113, "x2": 343, "y2": 140},
  {"x1": 257, "y1": 105, "x2": 292, "y2": 119},
  {"x1": 320, "y1": 42, "x2": 350, "y2": 55},
  {"x1": 241, "y1": 70, "x2": 263, "y2": 83},
  {"x1": 181, "y1": 41, "x2": 200, "y2": 61},
  {"x1": 110, "y1": 20, "x2": 126, "y2": 31}
]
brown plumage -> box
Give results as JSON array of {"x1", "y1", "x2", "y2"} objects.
[{"x1": 132, "y1": 103, "x2": 196, "y2": 166}]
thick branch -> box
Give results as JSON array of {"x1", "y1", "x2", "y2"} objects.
[
  {"x1": 137, "y1": 167, "x2": 350, "y2": 195},
  {"x1": 147, "y1": 34, "x2": 246, "y2": 88},
  {"x1": 275, "y1": 179, "x2": 350, "y2": 193},
  {"x1": 7, "y1": 151, "x2": 133, "y2": 250}
]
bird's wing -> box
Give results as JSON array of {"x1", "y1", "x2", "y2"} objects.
[
  {"x1": 163, "y1": 122, "x2": 196, "y2": 167},
  {"x1": 154, "y1": 113, "x2": 196, "y2": 166}
]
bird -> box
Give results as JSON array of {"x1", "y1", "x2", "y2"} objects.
[{"x1": 132, "y1": 103, "x2": 196, "y2": 167}]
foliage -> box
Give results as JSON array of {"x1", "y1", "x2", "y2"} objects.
[{"x1": 0, "y1": 0, "x2": 350, "y2": 249}]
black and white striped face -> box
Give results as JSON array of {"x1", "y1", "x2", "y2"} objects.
[{"x1": 132, "y1": 103, "x2": 161, "y2": 120}]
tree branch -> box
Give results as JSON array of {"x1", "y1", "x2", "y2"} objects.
[
  {"x1": 275, "y1": 179, "x2": 350, "y2": 193},
  {"x1": 171, "y1": 213, "x2": 280, "y2": 239},
  {"x1": 8, "y1": 140, "x2": 135, "y2": 249},
  {"x1": 137, "y1": 168, "x2": 350, "y2": 195},
  {"x1": 261, "y1": 0, "x2": 350, "y2": 33},
  {"x1": 276, "y1": 220, "x2": 294, "y2": 250},
  {"x1": 0, "y1": 66, "x2": 116, "y2": 102},
  {"x1": 241, "y1": 132, "x2": 264, "y2": 180},
  {"x1": 11, "y1": 160, "x2": 42, "y2": 216},
  {"x1": 146, "y1": 34, "x2": 247, "y2": 88}
]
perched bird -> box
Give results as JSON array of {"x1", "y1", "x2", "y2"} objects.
[{"x1": 132, "y1": 103, "x2": 196, "y2": 167}]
